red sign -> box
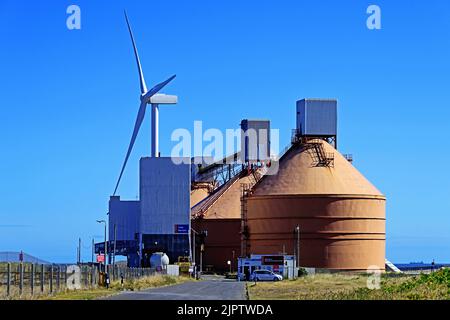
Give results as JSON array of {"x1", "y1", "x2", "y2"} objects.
[{"x1": 96, "y1": 254, "x2": 105, "y2": 263}]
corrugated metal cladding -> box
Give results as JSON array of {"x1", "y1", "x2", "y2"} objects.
[
  {"x1": 240, "y1": 119, "x2": 270, "y2": 163},
  {"x1": 108, "y1": 196, "x2": 140, "y2": 241},
  {"x1": 296, "y1": 99, "x2": 337, "y2": 136},
  {"x1": 139, "y1": 157, "x2": 191, "y2": 235}
]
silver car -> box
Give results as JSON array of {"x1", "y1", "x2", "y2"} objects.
[{"x1": 250, "y1": 269, "x2": 283, "y2": 281}]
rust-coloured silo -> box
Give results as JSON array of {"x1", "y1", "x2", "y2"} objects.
[
  {"x1": 191, "y1": 186, "x2": 210, "y2": 208},
  {"x1": 246, "y1": 139, "x2": 386, "y2": 271},
  {"x1": 191, "y1": 173, "x2": 255, "y2": 272}
]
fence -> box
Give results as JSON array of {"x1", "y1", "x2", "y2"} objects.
[{"x1": 0, "y1": 263, "x2": 157, "y2": 299}]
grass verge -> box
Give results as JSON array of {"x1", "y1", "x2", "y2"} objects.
[
  {"x1": 46, "y1": 274, "x2": 193, "y2": 300},
  {"x1": 0, "y1": 275, "x2": 193, "y2": 300},
  {"x1": 248, "y1": 268, "x2": 450, "y2": 300}
]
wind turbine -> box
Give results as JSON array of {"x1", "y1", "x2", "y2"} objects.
[{"x1": 113, "y1": 11, "x2": 178, "y2": 196}]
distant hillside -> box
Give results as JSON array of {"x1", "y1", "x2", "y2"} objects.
[{"x1": 0, "y1": 252, "x2": 51, "y2": 264}]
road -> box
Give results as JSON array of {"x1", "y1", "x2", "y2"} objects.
[{"x1": 106, "y1": 275, "x2": 246, "y2": 300}]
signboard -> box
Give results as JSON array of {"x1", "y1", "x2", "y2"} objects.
[
  {"x1": 262, "y1": 256, "x2": 284, "y2": 265},
  {"x1": 96, "y1": 254, "x2": 105, "y2": 263},
  {"x1": 174, "y1": 224, "x2": 189, "y2": 234}
]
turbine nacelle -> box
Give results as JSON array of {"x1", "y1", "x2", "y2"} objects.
[
  {"x1": 140, "y1": 93, "x2": 178, "y2": 105},
  {"x1": 149, "y1": 93, "x2": 178, "y2": 105}
]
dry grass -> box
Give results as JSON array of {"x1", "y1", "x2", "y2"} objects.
[
  {"x1": 248, "y1": 273, "x2": 368, "y2": 300},
  {"x1": 1, "y1": 275, "x2": 192, "y2": 300},
  {"x1": 46, "y1": 275, "x2": 192, "y2": 300},
  {"x1": 248, "y1": 269, "x2": 450, "y2": 300}
]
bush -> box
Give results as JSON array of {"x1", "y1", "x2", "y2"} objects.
[{"x1": 298, "y1": 268, "x2": 308, "y2": 277}]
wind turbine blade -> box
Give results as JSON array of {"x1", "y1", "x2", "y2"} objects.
[
  {"x1": 124, "y1": 10, "x2": 147, "y2": 94},
  {"x1": 113, "y1": 100, "x2": 147, "y2": 195},
  {"x1": 142, "y1": 75, "x2": 177, "y2": 103}
]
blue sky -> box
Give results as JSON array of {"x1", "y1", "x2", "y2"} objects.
[{"x1": 0, "y1": 0, "x2": 449, "y2": 263}]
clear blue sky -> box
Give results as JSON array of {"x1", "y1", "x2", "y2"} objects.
[{"x1": 0, "y1": 0, "x2": 449, "y2": 263}]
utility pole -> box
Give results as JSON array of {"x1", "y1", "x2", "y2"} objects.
[
  {"x1": 193, "y1": 230, "x2": 196, "y2": 267},
  {"x1": 199, "y1": 230, "x2": 207, "y2": 274},
  {"x1": 191, "y1": 228, "x2": 199, "y2": 268},
  {"x1": 296, "y1": 225, "x2": 300, "y2": 268},
  {"x1": 91, "y1": 238, "x2": 94, "y2": 264},
  {"x1": 78, "y1": 238, "x2": 81, "y2": 264},
  {"x1": 232, "y1": 250, "x2": 235, "y2": 273},
  {"x1": 97, "y1": 220, "x2": 107, "y2": 272},
  {"x1": 200, "y1": 244, "x2": 204, "y2": 274}
]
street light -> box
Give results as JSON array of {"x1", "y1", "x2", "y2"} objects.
[
  {"x1": 97, "y1": 220, "x2": 107, "y2": 272},
  {"x1": 295, "y1": 225, "x2": 300, "y2": 269},
  {"x1": 191, "y1": 228, "x2": 199, "y2": 270},
  {"x1": 232, "y1": 250, "x2": 235, "y2": 273}
]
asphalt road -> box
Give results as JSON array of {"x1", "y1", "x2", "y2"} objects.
[{"x1": 106, "y1": 276, "x2": 246, "y2": 300}]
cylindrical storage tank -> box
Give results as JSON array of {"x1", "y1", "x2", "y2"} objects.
[
  {"x1": 150, "y1": 252, "x2": 170, "y2": 270},
  {"x1": 246, "y1": 140, "x2": 386, "y2": 271}
]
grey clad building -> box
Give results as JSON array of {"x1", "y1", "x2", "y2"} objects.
[{"x1": 106, "y1": 157, "x2": 191, "y2": 267}]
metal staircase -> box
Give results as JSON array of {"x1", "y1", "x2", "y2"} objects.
[
  {"x1": 304, "y1": 141, "x2": 334, "y2": 167},
  {"x1": 240, "y1": 183, "x2": 251, "y2": 257}
]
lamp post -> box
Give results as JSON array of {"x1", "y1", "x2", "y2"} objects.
[
  {"x1": 295, "y1": 225, "x2": 300, "y2": 269},
  {"x1": 232, "y1": 250, "x2": 235, "y2": 273},
  {"x1": 191, "y1": 228, "x2": 200, "y2": 269},
  {"x1": 199, "y1": 230, "x2": 207, "y2": 274},
  {"x1": 91, "y1": 238, "x2": 94, "y2": 264},
  {"x1": 200, "y1": 244, "x2": 204, "y2": 274},
  {"x1": 97, "y1": 220, "x2": 107, "y2": 272}
]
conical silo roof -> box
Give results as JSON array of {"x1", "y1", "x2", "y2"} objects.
[{"x1": 253, "y1": 140, "x2": 384, "y2": 197}]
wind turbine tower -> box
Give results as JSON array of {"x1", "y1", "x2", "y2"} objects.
[
  {"x1": 106, "y1": 12, "x2": 191, "y2": 268},
  {"x1": 113, "y1": 11, "x2": 178, "y2": 196}
]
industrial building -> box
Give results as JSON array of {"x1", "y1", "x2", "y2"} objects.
[
  {"x1": 99, "y1": 12, "x2": 386, "y2": 273},
  {"x1": 190, "y1": 99, "x2": 386, "y2": 272},
  {"x1": 103, "y1": 98, "x2": 386, "y2": 272},
  {"x1": 105, "y1": 157, "x2": 190, "y2": 267}
]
